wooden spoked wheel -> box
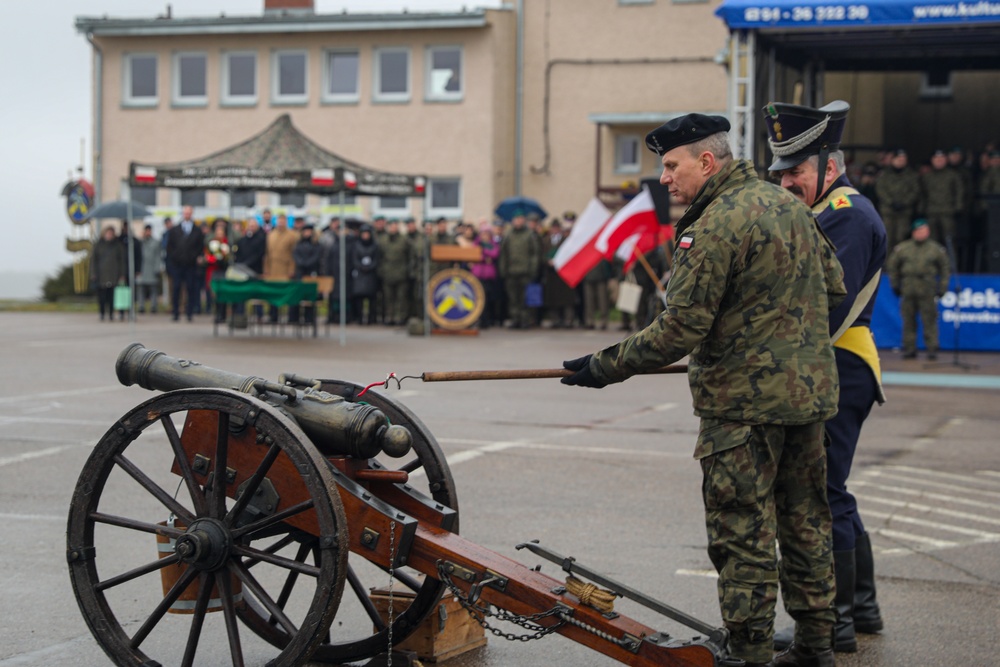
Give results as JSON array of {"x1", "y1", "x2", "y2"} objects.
[{"x1": 67, "y1": 388, "x2": 349, "y2": 667}]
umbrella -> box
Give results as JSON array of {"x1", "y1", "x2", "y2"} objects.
[
  {"x1": 494, "y1": 196, "x2": 547, "y2": 222},
  {"x1": 85, "y1": 200, "x2": 152, "y2": 220}
]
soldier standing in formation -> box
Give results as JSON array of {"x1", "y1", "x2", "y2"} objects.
[
  {"x1": 921, "y1": 148, "x2": 965, "y2": 247},
  {"x1": 379, "y1": 219, "x2": 413, "y2": 326},
  {"x1": 499, "y1": 212, "x2": 541, "y2": 329},
  {"x1": 888, "y1": 219, "x2": 950, "y2": 360},
  {"x1": 764, "y1": 101, "x2": 887, "y2": 655},
  {"x1": 561, "y1": 114, "x2": 845, "y2": 667},
  {"x1": 875, "y1": 149, "x2": 920, "y2": 247}
]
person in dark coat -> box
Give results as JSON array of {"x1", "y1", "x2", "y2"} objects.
[
  {"x1": 90, "y1": 225, "x2": 125, "y2": 322},
  {"x1": 321, "y1": 218, "x2": 353, "y2": 324},
  {"x1": 350, "y1": 226, "x2": 380, "y2": 324},
  {"x1": 165, "y1": 205, "x2": 206, "y2": 322},
  {"x1": 232, "y1": 218, "x2": 266, "y2": 274}
]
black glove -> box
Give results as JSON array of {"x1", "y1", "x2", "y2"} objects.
[{"x1": 560, "y1": 355, "x2": 606, "y2": 389}]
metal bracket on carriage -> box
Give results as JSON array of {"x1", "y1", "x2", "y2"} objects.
[{"x1": 517, "y1": 540, "x2": 731, "y2": 652}]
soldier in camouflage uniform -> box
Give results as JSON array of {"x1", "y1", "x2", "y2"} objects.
[
  {"x1": 875, "y1": 149, "x2": 921, "y2": 248},
  {"x1": 921, "y1": 149, "x2": 965, "y2": 247},
  {"x1": 379, "y1": 219, "x2": 413, "y2": 326},
  {"x1": 562, "y1": 114, "x2": 846, "y2": 667},
  {"x1": 499, "y1": 213, "x2": 542, "y2": 328},
  {"x1": 888, "y1": 219, "x2": 950, "y2": 359}
]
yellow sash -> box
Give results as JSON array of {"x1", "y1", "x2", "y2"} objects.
[{"x1": 835, "y1": 326, "x2": 886, "y2": 404}]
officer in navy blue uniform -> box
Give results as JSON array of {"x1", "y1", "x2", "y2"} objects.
[{"x1": 762, "y1": 101, "x2": 887, "y2": 660}]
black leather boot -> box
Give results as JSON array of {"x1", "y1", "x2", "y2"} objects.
[
  {"x1": 853, "y1": 532, "x2": 884, "y2": 633},
  {"x1": 832, "y1": 549, "x2": 857, "y2": 652},
  {"x1": 773, "y1": 549, "x2": 856, "y2": 652},
  {"x1": 773, "y1": 643, "x2": 835, "y2": 667}
]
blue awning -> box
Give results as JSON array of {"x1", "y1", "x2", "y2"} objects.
[{"x1": 716, "y1": 0, "x2": 1000, "y2": 30}]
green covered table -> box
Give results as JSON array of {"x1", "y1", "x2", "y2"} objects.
[{"x1": 212, "y1": 279, "x2": 318, "y2": 336}]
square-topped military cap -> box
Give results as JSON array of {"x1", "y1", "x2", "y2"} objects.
[
  {"x1": 762, "y1": 100, "x2": 850, "y2": 171},
  {"x1": 645, "y1": 114, "x2": 731, "y2": 156}
]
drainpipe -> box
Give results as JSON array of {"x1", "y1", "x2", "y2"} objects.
[
  {"x1": 514, "y1": 0, "x2": 524, "y2": 195},
  {"x1": 87, "y1": 33, "x2": 104, "y2": 207}
]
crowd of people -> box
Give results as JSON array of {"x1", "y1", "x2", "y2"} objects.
[
  {"x1": 853, "y1": 143, "x2": 1000, "y2": 272},
  {"x1": 90, "y1": 203, "x2": 672, "y2": 331}
]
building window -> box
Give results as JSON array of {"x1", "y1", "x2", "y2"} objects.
[
  {"x1": 230, "y1": 190, "x2": 257, "y2": 207},
  {"x1": 374, "y1": 195, "x2": 409, "y2": 217},
  {"x1": 272, "y1": 50, "x2": 308, "y2": 105},
  {"x1": 374, "y1": 48, "x2": 410, "y2": 103},
  {"x1": 920, "y1": 70, "x2": 953, "y2": 100},
  {"x1": 323, "y1": 50, "x2": 360, "y2": 103},
  {"x1": 425, "y1": 46, "x2": 462, "y2": 102},
  {"x1": 131, "y1": 186, "x2": 157, "y2": 207},
  {"x1": 427, "y1": 178, "x2": 461, "y2": 218},
  {"x1": 280, "y1": 192, "x2": 306, "y2": 208},
  {"x1": 180, "y1": 190, "x2": 207, "y2": 207},
  {"x1": 222, "y1": 51, "x2": 257, "y2": 106},
  {"x1": 123, "y1": 53, "x2": 158, "y2": 107},
  {"x1": 615, "y1": 135, "x2": 642, "y2": 174},
  {"x1": 172, "y1": 52, "x2": 207, "y2": 107}
]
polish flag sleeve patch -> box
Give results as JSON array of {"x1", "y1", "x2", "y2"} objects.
[{"x1": 678, "y1": 235, "x2": 694, "y2": 249}]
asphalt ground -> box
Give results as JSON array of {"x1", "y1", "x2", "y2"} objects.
[{"x1": 0, "y1": 312, "x2": 998, "y2": 666}]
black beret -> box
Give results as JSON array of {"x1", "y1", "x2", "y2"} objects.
[
  {"x1": 932, "y1": 148, "x2": 947, "y2": 158},
  {"x1": 645, "y1": 114, "x2": 731, "y2": 156}
]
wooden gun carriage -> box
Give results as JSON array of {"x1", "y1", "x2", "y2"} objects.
[{"x1": 67, "y1": 344, "x2": 735, "y2": 667}]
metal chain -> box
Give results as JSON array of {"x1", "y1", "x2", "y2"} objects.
[
  {"x1": 437, "y1": 564, "x2": 567, "y2": 643},
  {"x1": 387, "y1": 520, "x2": 396, "y2": 666}
]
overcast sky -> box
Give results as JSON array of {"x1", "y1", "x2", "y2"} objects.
[{"x1": 0, "y1": 0, "x2": 501, "y2": 284}]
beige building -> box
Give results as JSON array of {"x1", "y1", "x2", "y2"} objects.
[{"x1": 76, "y1": 0, "x2": 732, "y2": 225}]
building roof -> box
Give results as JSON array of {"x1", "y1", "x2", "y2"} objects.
[{"x1": 75, "y1": 8, "x2": 491, "y2": 37}]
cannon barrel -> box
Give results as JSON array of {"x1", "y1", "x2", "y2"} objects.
[{"x1": 116, "y1": 343, "x2": 411, "y2": 459}]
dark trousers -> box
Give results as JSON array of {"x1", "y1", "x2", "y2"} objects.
[
  {"x1": 97, "y1": 285, "x2": 115, "y2": 320},
  {"x1": 171, "y1": 266, "x2": 200, "y2": 319},
  {"x1": 826, "y1": 349, "x2": 878, "y2": 552}
]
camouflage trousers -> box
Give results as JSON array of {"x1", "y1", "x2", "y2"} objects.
[
  {"x1": 698, "y1": 419, "x2": 835, "y2": 663},
  {"x1": 900, "y1": 289, "x2": 939, "y2": 354}
]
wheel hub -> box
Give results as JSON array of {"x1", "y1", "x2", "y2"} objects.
[{"x1": 174, "y1": 518, "x2": 231, "y2": 571}]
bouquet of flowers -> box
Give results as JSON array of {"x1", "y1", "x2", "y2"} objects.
[{"x1": 206, "y1": 239, "x2": 230, "y2": 264}]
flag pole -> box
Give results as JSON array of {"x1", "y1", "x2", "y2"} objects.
[{"x1": 633, "y1": 245, "x2": 661, "y2": 287}]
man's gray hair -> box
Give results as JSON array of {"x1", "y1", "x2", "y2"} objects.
[
  {"x1": 687, "y1": 132, "x2": 734, "y2": 164},
  {"x1": 805, "y1": 150, "x2": 846, "y2": 176}
]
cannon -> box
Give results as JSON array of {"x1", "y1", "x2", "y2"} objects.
[{"x1": 67, "y1": 344, "x2": 733, "y2": 667}]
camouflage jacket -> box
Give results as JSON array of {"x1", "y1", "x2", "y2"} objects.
[
  {"x1": 887, "y1": 238, "x2": 950, "y2": 297},
  {"x1": 875, "y1": 167, "x2": 921, "y2": 215},
  {"x1": 920, "y1": 167, "x2": 964, "y2": 215},
  {"x1": 379, "y1": 232, "x2": 412, "y2": 283},
  {"x1": 591, "y1": 159, "x2": 846, "y2": 425},
  {"x1": 499, "y1": 226, "x2": 541, "y2": 278}
]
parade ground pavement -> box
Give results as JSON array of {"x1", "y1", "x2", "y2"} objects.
[{"x1": 1, "y1": 312, "x2": 998, "y2": 666}]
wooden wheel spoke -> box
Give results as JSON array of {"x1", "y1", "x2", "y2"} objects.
[
  {"x1": 243, "y1": 533, "x2": 299, "y2": 570},
  {"x1": 231, "y1": 499, "x2": 314, "y2": 540},
  {"x1": 91, "y1": 511, "x2": 185, "y2": 539},
  {"x1": 273, "y1": 541, "x2": 312, "y2": 612},
  {"x1": 161, "y1": 415, "x2": 209, "y2": 517},
  {"x1": 397, "y1": 457, "x2": 423, "y2": 474},
  {"x1": 95, "y1": 553, "x2": 181, "y2": 592},
  {"x1": 345, "y1": 564, "x2": 387, "y2": 631},
  {"x1": 129, "y1": 563, "x2": 200, "y2": 649},
  {"x1": 180, "y1": 572, "x2": 214, "y2": 667},
  {"x1": 231, "y1": 544, "x2": 321, "y2": 578},
  {"x1": 225, "y1": 442, "x2": 281, "y2": 526},
  {"x1": 212, "y1": 412, "x2": 231, "y2": 519},
  {"x1": 113, "y1": 453, "x2": 195, "y2": 524},
  {"x1": 230, "y1": 560, "x2": 299, "y2": 636},
  {"x1": 217, "y1": 569, "x2": 245, "y2": 667}
]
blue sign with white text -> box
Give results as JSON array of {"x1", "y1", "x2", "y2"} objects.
[
  {"x1": 871, "y1": 273, "x2": 1000, "y2": 352},
  {"x1": 716, "y1": 0, "x2": 1000, "y2": 29}
]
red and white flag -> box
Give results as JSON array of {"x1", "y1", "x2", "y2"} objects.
[
  {"x1": 311, "y1": 169, "x2": 335, "y2": 187},
  {"x1": 133, "y1": 166, "x2": 157, "y2": 185},
  {"x1": 595, "y1": 187, "x2": 660, "y2": 265},
  {"x1": 552, "y1": 198, "x2": 612, "y2": 288}
]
